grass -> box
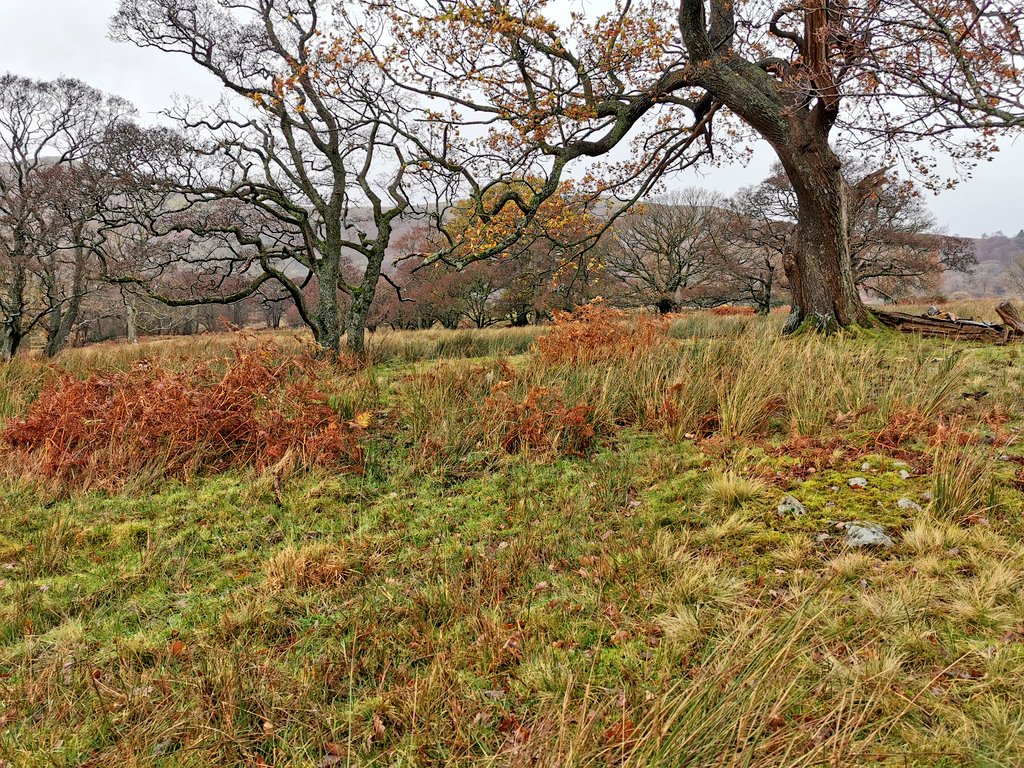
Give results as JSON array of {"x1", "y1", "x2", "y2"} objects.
[{"x1": 2, "y1": 306, "x2": 1024, "y2": 766}]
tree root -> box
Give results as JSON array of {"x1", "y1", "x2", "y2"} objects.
[{"x1": 872, "y1": 302, "x2": 1024, "y2": 344}]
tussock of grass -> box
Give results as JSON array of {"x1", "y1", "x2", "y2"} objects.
[
  {"x1": 264, "y1": 542, "x2": 365, "y2": 591},
  {"x1": 701, "y1": 470, "x2": 767, "y2": 511},
  {"x1": 931, "y1": 440, "x2": 997, "y2": 522}
]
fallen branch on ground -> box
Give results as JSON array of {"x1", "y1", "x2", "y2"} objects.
[{"x1": 873, "y1": 302, "x2": 1024, "y2": 343}]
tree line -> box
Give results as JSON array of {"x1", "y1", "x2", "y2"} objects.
[{"x1": 2, "y1": 0, "x2": 1021, "y2": 359}]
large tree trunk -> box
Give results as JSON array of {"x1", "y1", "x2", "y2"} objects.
[
  {"x1": 776, "y1": 136, "x2": 869, "y2": 334},
  {"x1": 44, "y1": 313, "x2": 74, "y2": 358},
  {"x1": 1, "y1": 259, "x2": 28, "y2": 361},
  {"x1": 44, "y1": 288, "x2": 83, "y2": 357}
]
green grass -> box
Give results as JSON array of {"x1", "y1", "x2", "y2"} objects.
[{"x1": 2, "y1": 311, "x2": 1024, "y2": 766}]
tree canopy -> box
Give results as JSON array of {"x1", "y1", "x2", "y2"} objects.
[{"x1": 356, "y1": 0, "x2": 1023, "y2": 330}]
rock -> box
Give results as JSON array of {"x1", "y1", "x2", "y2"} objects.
[
  {"x1": 861, "y1": 462, "x2": 871, "y2": 471},
  {"x1": 921, "y1": 491, "x2": 933, "y2": 502},
  {"x1": 844, "y1": 522, "x2": 894, "y2": 549},
  {"x1": 777, "y1": 495, "x2": 806, "y2": 517},
  {"x1": 848, "y1": 477, "x2": 869, "y2": 489},
  {"x1": 998, "y1": 454, "x2": 1012, "y2": 461},
  {"x1": 897, "y1": 497, "x2": 923, "y2": 512},
  {"x1": 899, "y1": 470, "x2": 912, "y2": 480},
  {"x1": 815, "y1": 533, "x2": 832, "y2": 543}
]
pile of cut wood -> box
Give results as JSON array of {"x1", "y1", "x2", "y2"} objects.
[{"x1": 874, "y1": 302, "x2": 1024, "y2": 343}]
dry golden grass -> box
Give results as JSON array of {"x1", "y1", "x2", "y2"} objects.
[{"x1": 264, "y1": 542, "x2": 365, "y2": 591}]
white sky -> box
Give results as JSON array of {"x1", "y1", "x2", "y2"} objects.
[{"x1": 2, "y1": 0, "x2": 1021, "y2": 238}]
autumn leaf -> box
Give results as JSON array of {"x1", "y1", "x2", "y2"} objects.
[{"x1": 350, "y1": 411, "x2": 373, "y2": 430}]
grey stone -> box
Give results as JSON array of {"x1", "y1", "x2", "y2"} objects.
[
  {"x1": 777, "y1": 495, "x2": 806, "y2": 517},
  {"x1": 848, "y1": 477, "x2": 869, "y2": 489},
  {"x1": 899, "y1": 469, "x2": 912, "y2": 480},
  {"x1": 844, "y1": 522, "x2": 894, "y2": 549},
  {"x1": 897, "y1": 497, "x2": 923, "y2": 512}
]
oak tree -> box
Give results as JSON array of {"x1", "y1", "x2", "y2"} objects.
[{"x1": 365, "y1": 0, "x2": 1024, "y2": 332}]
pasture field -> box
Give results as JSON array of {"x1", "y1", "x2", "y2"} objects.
[{"x1": 2, "y1": 304, "x2": 1024, "y2": 767}]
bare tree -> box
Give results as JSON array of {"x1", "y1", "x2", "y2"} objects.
[
  {"x1": 715, "y1": 180, "x2": 795, "y2": 314},
  {"x1": 111, "y1": 0, "x2": 432, "y2": 356},
  {"x1": 602, "y1": 190, "x2": 725, "y2": 314},
  {"x1": 1007, "y1": 254, "x2": 1024, "y2": 299},
  {"x1": 845, "y1": 165, "x2": 977, "y2": 301},
  {"x1": 0, "y1": 73, "x2": 133, "y2": 359}
]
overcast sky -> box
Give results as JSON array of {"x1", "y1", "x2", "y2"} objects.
[{"x1": 3, "y1": 0, "x2": 1021, "y2": 238}]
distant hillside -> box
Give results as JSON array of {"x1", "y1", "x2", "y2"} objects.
[{"x1": 943, "y1": 231, "x2": 1024, "y2": 299}]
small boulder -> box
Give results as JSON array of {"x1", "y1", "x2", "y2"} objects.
[
  {"x1": 777, "y1": 495, "x2": 806, "y2": 517},
  {"x1": 844, "y1": 522, "x2": 894, "y2": 549},
  {"x1": 897, "y1": 497, "x2": 923, "y2": 512},
  {"x1": 899, "y1": 469, "x2": 912, "y2": 480},
  {"x1": 848, "y1": 477, "x2": 869, "y2": 489}
]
